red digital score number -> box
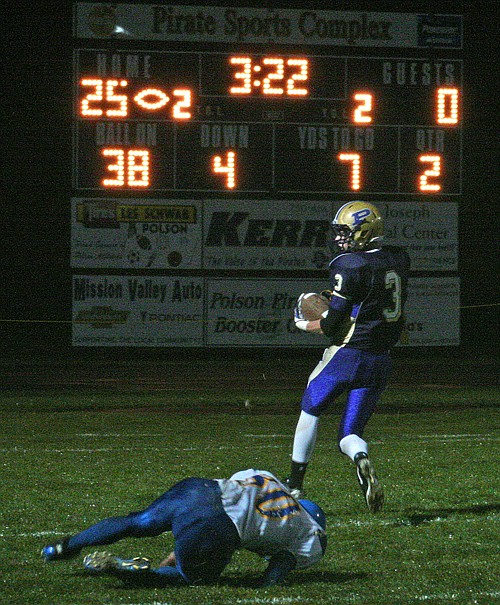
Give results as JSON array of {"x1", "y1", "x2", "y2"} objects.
[
  {"x1": 229, "y1": 56, "x2": 308, "y2": 96},
  {"x1": 101, "y1": 148, "x2": 150, "y2": 188},
  {"x1": 212, "y1": 151, "x2": 236, "y2": 188},
  {"x1": 436, "y1": 88, "x2": 459, "y2": 124},
  {"x1": 353, "y1": 93, "x2": 373, "y2": 124},
  {"x1": 338, "y1": 153, "x2": 361, "y2": 190},
  {"x1": 337, "y1": 87, "x2": 458, "y2": 192},
  {"x1": 418, "y1": 154, "x2": 442, "y2": 192},
  {"x1": 80, "y1": 79, "x2": 192, "y2": 120}
]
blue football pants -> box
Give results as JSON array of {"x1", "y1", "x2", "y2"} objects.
[
  {"x1": 67, "y1": 478, "x2": 241, "y2": 584},
  {"x1": 300, "y1": 346, "x2": 392, "y2": 442}
]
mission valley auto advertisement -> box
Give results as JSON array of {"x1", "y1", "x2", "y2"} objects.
[{"x1": 72, "y1": 276, "x2": 203, "y2": 346}]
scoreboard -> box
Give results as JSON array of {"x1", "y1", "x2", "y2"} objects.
[
  {"x1": 73, "y1": 5, "x2": 463, "y2": 196},
  {"x1": 72, "y1": 4, "x2": 462, "y2": 347},
  {"x1": 75, "y1": 50, "x2": 462, "y2": 194}
]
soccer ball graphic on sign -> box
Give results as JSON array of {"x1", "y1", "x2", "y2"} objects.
[{"x1": 125, "y1": 224, "x2": 157, "y2": 267}]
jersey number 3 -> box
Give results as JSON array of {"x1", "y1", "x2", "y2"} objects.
[{"x1": 383, "y1": 270, "x2": 402, "y2": 322}]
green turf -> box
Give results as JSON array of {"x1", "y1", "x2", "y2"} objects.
[{"x1": 1, "y1": 386, "x2": 499, "y2": 605}]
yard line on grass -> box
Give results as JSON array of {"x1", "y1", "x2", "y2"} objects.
[
  {"x1": 93, "y1": 600, "x2": 309, "y2": 605},
  {"x1": 412, "y1": 433, "x2": 498, "y2": 441},
  {"x1": 233, "y1": 599, "x2": 311, "y2": 604},
  {"x1": 0, "y1": 445, "x2": 287, "y2": 453},
  {"x1": 8, "y1": 531, "x2": 62, "y2": 537},
  {"x1": 244, "y1": 433, "x2": 498, "y2": 442},
  {"x1": 414, "y1": 591, "x2": 500, "y2": 602},
  {"x1": 244, "y1": 434, "x2": 290, "y2": 438},
  {"x1": 65, "y1": 591, "x2": 500, "y2": 605},
  {"x1": 76, "y1": 433, "x2": 172, "y2": 437},
  {"x1": 2, "y1": 433, "x2": 497, "y2": 456},
  {"x1": 7, "y1": 512, "x2": 498, "y2": 539},
  {"x1": 3, "y1": 434, "x2": 496, "y2": 454}
]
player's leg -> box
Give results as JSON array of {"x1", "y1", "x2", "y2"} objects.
[
  {"x1": 42, "y1": 477, "x2": 196, "y2": 562},
  {"x1": 82, "y1": 551, "x2": 189, "y2": 586},
  {"x1": 337, "y1": 386, "x2": 382, "y2": 458},
  {"x1": 171, "y1": 479, "x2": 241, "y2": 584},
  {"x1": 337, "y1": 351, "x2": 392, "y2": 512},
  {"x1": 338, "y1": 387, "x2": 385, "y2": 512},
  {"x1": 285, "y1": 345, "x2": 349, "y2": 496},
  {"x1": 286, "y1": 410, "x2": 320, "y2": 497},
  {"x1": 82, "y1": 479, "x2": 240, "y2": 585}
]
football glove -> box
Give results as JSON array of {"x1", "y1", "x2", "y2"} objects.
[{"x1": 294, "y1": 293, "x2": 309, "y2": 331}]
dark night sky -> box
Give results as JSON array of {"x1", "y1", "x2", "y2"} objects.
[{"x1": 1, "y1": 1, "x2": 498, "y2": 353}]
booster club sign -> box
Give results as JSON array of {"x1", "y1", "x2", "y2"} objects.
[{"x1": 206, "y1": 278, "x2": 330, "y2": 347}]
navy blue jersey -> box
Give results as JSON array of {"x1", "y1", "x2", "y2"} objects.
[{"x1": 323, "y1": 245, "x2": 410, "y2": 352}]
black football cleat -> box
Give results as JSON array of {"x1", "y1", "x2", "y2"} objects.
[
  {"x1": 42, "y1": 537, "x2": 78, "y2": 562},
  {"x1": 284, "y1": 477, "x2": 306, "y2": 500}
]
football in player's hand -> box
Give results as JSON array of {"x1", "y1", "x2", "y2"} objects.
[{"x1": 299, "y1": 292, "x2": 330, "y2": 321}]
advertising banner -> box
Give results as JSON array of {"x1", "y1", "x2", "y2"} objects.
[
  {"x1": 206, "y1": 276, "x2": 460, "y2": 347},
  {"x1": 203, "y1": 200, "x2": 332, "y2": 271},
  {"x1": 380, "y1": 202, "x2": 458, "y2": 271},
  {"x1": 72, "y1": 199, "x2": 458, "y2": 272},
  {"x1": 206, "y1": 278, "x2": 330, "y2": 347},
  {"x1": 72, "y1": 276, "x2": 459, "y2": 347},
  {"x1": 74, "y1": 4, "x2": 462, "y2": 49},
  {"x1": 71, "y1": 199, "x2": 202, "y2": 269},
  {"x1": 400, "y1": 276, "x2": 460, "y2": 346},
  {"x1": 72, "y1": 275, "x2": 204, "y2": 346}
]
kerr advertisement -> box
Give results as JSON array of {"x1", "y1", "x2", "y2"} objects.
[{"x1": 203, "y1": 200, "x2": 332, "y2": 271}]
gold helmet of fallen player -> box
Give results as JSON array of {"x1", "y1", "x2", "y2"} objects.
[{"x1": 331, "y1": 201, "x2": 384, "y2": 253}]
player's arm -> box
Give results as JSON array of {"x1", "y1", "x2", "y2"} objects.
[
  {"x1": 294, "y1": 318, "x2": 324, "y2": 334},
  {"x1": 293, "y1": 294, "x2": 326, "y2": 334},
  {"x1": 318, "y1": 256, "x2": 365, "y2": 338},
  {"x1": 258, "y1": 550, "x2": 297, "y2": 587},
  {"x1": 319, "y1": 294, "x2": 352, "y2": 338}
]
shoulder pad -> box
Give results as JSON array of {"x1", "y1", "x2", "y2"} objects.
[{"x1": 330, "y1": 251, "x2": 366, "y2": 270}]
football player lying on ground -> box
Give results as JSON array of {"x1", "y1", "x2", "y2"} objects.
[
  {"x1": 42, "y1": 469, "x2": 327, "y2": 587},
  {"x1": 286, "y1": 201, "x2": 410, "y2": 513}
]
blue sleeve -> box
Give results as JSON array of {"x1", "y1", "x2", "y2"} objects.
[
  {"x1": 329, "y1": 253, "x2": 370, "y2": 301},
  {"x1": 151, "y1": 565, "x2": 189, "y2": 585},
  {"x1": 320, "y1": 297, "x2": 351, "y2": 337}
]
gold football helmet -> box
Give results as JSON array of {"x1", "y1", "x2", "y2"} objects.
[{"x1": 331, "y1": 201, "x2": 384, "y2": 252}]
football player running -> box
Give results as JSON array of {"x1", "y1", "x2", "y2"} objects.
[
  {"x1": 42, "y1": 469, "x2": 327, "y2": 587},
  {"x1": 286, "y1": 201, "x2": 410, "y2": 513}
]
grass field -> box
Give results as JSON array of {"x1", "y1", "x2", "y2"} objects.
[{"x1": 1, "y1": 355, "x2": 499, "y2": 605}]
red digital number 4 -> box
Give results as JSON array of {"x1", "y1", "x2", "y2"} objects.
[{"x1": 212, "y1": 151, "x2": 236, "y2": 189}]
